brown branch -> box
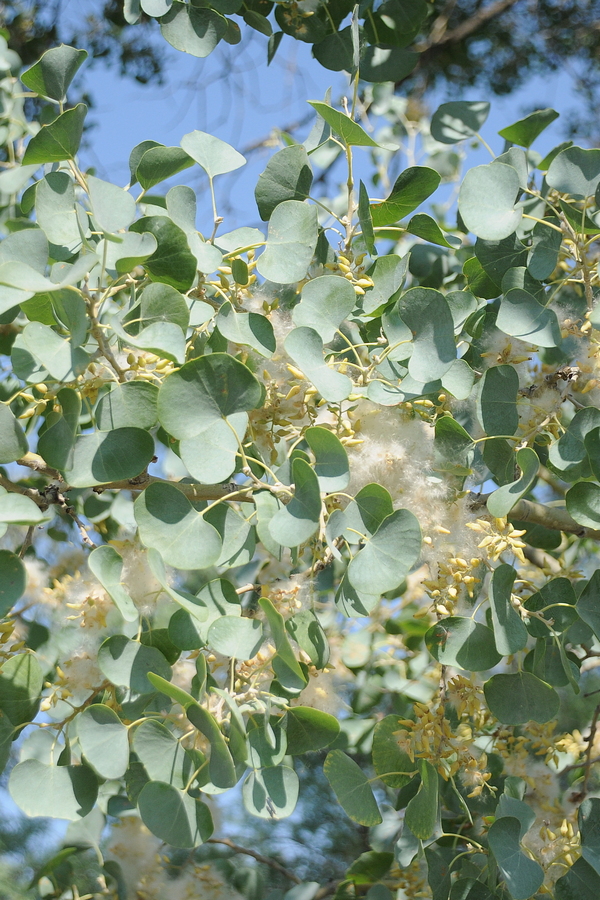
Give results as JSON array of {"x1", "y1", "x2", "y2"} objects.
[
  {"x1": 206, "y1": 838, "x2": 301, "y2": 884},
  {"x1": 416, "y1": 0, "x2": 522, "y2": 51},
  {"x1": 509, "y1": 498, "x2": 600, "y2": 541},
  {"x1": 15, "y1": 455, "x2": 254, "y2": 504}
]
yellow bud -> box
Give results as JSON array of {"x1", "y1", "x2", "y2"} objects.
[
  {"x1": 20, "y1": 393, "x2": 35, "y2": 403},
  {"x1": 127, "y1": 352, "x2": 136, "y2": 364},
  {"x1": 34, "y1": 383, "x2": 48, "y2": 393},
  {"x1": 353, "y1": 285, "x2": 366, "y2": 295},
  {"x1": 18, "y1": 408, "x2": 36, "y2": 419}
]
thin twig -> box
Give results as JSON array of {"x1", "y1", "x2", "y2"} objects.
[
  {"x1": 18, "y1": 526, "x2": 35, "y2": 558},
  {"x1": 206, "y1": 838, "x2": 301, "y2": 884},
  {"x1": 65, "y1": 507, "x2": 97, "y2": 549}
]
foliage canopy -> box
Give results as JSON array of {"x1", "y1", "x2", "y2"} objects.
[{"x1": 1, "y1": 7, "x2": 600, "y2": 900}]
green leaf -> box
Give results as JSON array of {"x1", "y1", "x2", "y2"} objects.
[
  {"x1": 186, "y1": 702, "x2": 236, "y2": 788},
  {"x1": 546, "y1": 146, "x2": 600, "y2": 198},
  {"x1": 138, "y1": 782, "x2": 213, "y2": 848},
  {"x1": 555, "y1": 857, "x2": 600, "y2": 900},
  {"x1": 566, "y1": 482, "x2": 600, "y2": 529},
  {"x1": 304, "y1": 425, "x2": 349, "y2": 492},
  {"x1": 157, "y1": 352, "x2": 262, "y2": 440},
  {"x1": 259, "y1": 596, "x2": 308, "y2": 692},
  {"x1": 77, "y1": 705, "x2": 129, "y2": 780},
  {"x1": 180, "y1": 129, "x2": 246, "y2": 177},
  {"x1": 179, "y1": 412, "x2": 247, "y2": 484},
  {"x1": 362, "y1": 253, "x2": 408, "y2": 315},
  {"x1": 524, "y1": 578, "x2": 578, "y2": 637},
  {"x1": 580, "y1": 798, "x2": 600, "y2": 877},
  {"x1": 487, "y1": 447, "x2": 540, "y2": 517},
  {"x1": 160, "y1": 1, "x2": 227, "y2": 57},
  {"x1": 133, "y1": 717, "x2": 201, "y2": 787},
  {"x1": 312, "y1": 26, "x2": 353, "y2": 72},
  {"x1": 528, "y1": 218, "x2": 562, "y2": 280},
  {"x1": 370, "y1": 168, "x2": 440, "y2": 227},
  {"x1": 22, "y1": 104, "x2": 86, "y2": 165},
  {"x1": 360, "y1": 46, "x2": 418, "y2": 83},
  {"x1": 130, "y1": 216, "x2": 197, "y2": 291},
  {"x1": 268, "y1": 457, "x2": 321, "y2": 548},
  {"x1": 585, "y1": 427, "x2": 600, "y2": 482},
  {"x1": 135, "y1": 483, "x2": 222, "y2": 570},
  {"x1": 292, "y1": 274, "x2": 357, "y2": 343},
  {"x1": 0, "y1": 491, "x2": 48, "y2": 526},
  {"x1": 576, "y1": 570, "x2": 600, "y2": 641},
  {"x1": 358, "y1": 180, "x2": 376, "y2": 256},
  {"x1": 256, "y1": 199, "x2": 318, "y2": 283},
  {"x1": 425, "y1": 617, "x2": 501, "y2": 671},
  {"x1": 88, "y1": 545, "x2": 139, "y2": 622},
  {"x1": 217, "y1": 301, "x2": 275, "y2": 357},
  {"x1": 87, "y1": 174, "x2": 136, "y2": 234},
  {"x1": 98, "y1": 635, "x2": 172, "y2": 694},
  {"x1": 0, "y1": 549, "x2": 26, "y2": 617},
  {"x1": 548, "y1": 407, "x2": 600, "y2": 481},
  {"x1": 498, "y1": 108, "x2": 559, "y2": 148},
  {"x1": 372, "y1": 715, "x2": 414, "y2": 789},
  {"x1": 406, "y1": 213, "x2": 461, "y2": 248},
  {"x1": 488, "y1": 563, "x2": 528, "y2": 654},
  {"x1": 255, "y1": 144, "x2": 313, "y2": 220},
  {"x1": 496, "y1": 288, "x2": 561, "y2": 347},
  {"x1": 347, "y1": 509, "x2": 421, "y2": 596},
  {"x1": 96, "y1": 382, "x2": 158, "y2": 431},
  {"x1": 307, "y1": 102, "x2": 380, "y2": 147},
  {"x1": 284, "y1": 326, "x2": 352, "y2": 402},
  {"x1": 474, "y1": 233, "x2": 527, "y2": 287},
  {"x1": 324, "y1": 750, "x2": 382, "y2": 826},
  {"x1": 62, "y1": 428, "x2": 155, "y2": 488},
  {"x1": 430, "y1": 101, "x2": 490, "y2": 144},
  {"x1": 0, "y1": 404, "x2": 27, "y2": 463},
  {"x1": 21, "y1": 44, "x2": 87, "y2": 101},
  {"x1": 242, "y1": 765, "x2": 299, "y2": 819},
  {"x1": 484, "y1": 672, "x2": 559, "y2": 724},
  {"x1": 487, "y1": 817, "x2": 544, "y2": 900},
  {"x1": 405, "y1": 760, "x2": 439, "y2": 840},
  {"x1": 21, "y1": 322, "x2": 88, "y2": 382},
  {"x1": 207, "y1": 616, "x2": 263, "y2": 658},
  {"x1": 347, "y1": 851, "x2": 393, "y2": 885},
  {"x1": 9, "y1": 760, "x2": 98, "y2": 821},
  {"x1": 397, "y1": 287, "x2": 456, "y2": 382},
  {"x1": 112, "y1": 316, "x2": 186, "y2": 365},
  {"x1": 496, "y1": 794, "x2": 536, "y2": 839},
  {"x1": 285, "y1": 608, "x2": 329, "y2": 668},
  {"x1": 342, "y1": 484, "x2": 393, "y2": 540},
  {"x1": 0, "y1": 652, "x2": 43, "y2": 726},
  {"x1": 458, "y1": 163, "x2": 522, "y2": 240},
  {"x1": 135, "y1": 144, "x2": 194, "y2": 191},
  {"x1": 284, "y1": 707, "x2": 339, "y2": 754},
  {"x1": 433, "y1": 415, "x2": 474, "y2": 477},
  {"x1": 476, "y1": 365, "x2": 519, "y2": 436}
]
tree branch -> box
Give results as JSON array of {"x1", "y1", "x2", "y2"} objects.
[
  {"x1": 469, "y1": 493, "x2": 600, "y2": 541},
  {"x1": 14, "y1": 455, "x2": 254, "y2": 504},
  {"x1": 510, "y1": 498, "x2": 600, "y2": 541},
  {"x1": 206, "y1": 838, "x2": 301, "y2": 884},
  {"x1": 416, "y1": 0, "x2": 522, "y2": 51}
]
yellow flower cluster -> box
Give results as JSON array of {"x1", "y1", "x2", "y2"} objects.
[
  {"x1": 323, "y1": 250, "x2": 374, "y2": 296},
  {"x1": 421, "y1": 555, "x2": 482, "y2": 616},
  {"x1": 466, "y1": 517, "x2": 527, "y2": 564}
]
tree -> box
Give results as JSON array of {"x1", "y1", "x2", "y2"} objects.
[
  {"x1": 3, "y1": 1, "x2": 600, "y2": 136},
  {"x1": 2, "y1": 10, "x2": 600, "y2": 900}
]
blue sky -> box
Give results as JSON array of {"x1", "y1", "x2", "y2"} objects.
[{"x1": 62, "y1": 16, "x2": 588, "y2": 235}]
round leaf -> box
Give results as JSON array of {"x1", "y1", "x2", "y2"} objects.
[
  {"x1": 98, "y1": 635, "x2": 172, "y2": 694},
  {"x1": 347, "y1": 509, "x2": 421, "y2": 596},
  {"x1": 458, "y1": 163, "x2": 522, "y2": 240},
  {"x1": 242, "y1": 765, "x2": 300, "y2": 820},
  {"x1": 62, "y1": 428, "x2": 155, "y2": 488},
  {"x1": 284, "y1": 707, "x2": 339, "y2": 754},
  {"x1": 292, "y1": 274, "x2": 357, "y2": 343},
  {"x1": 324, "y1": 750, "x2": 382, "y2": 827},
  {"x1": 484, "y1": 672, "x2": 559, "y2": 724},
  {"x1": 9, "y1": 760, "x2": 98, "y2": 820},
  {"x1": 138, "y1": 781, "x2": 213, "y2": 847},
  {"x1": 135, "y1": 483, "x2": 222, "y2": 570},
  {"x1": 77, "y1": 704, "x2": 129, "y2": 780},
  {"x1": 207, "y1": 616, "x2": 263, "y2": 658},
  {"x1": 256, "y1": 200, "x2": 318, "y2": 284},
  {"x1": 157, "y1": 352, "x2": 262, "y2": 440},
  {"x1": 180, "y1": 129, "x2": 246, "y2": 178},
  {"x1": 425, "y1": 617, "x2": 501, "y2": 671}
]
